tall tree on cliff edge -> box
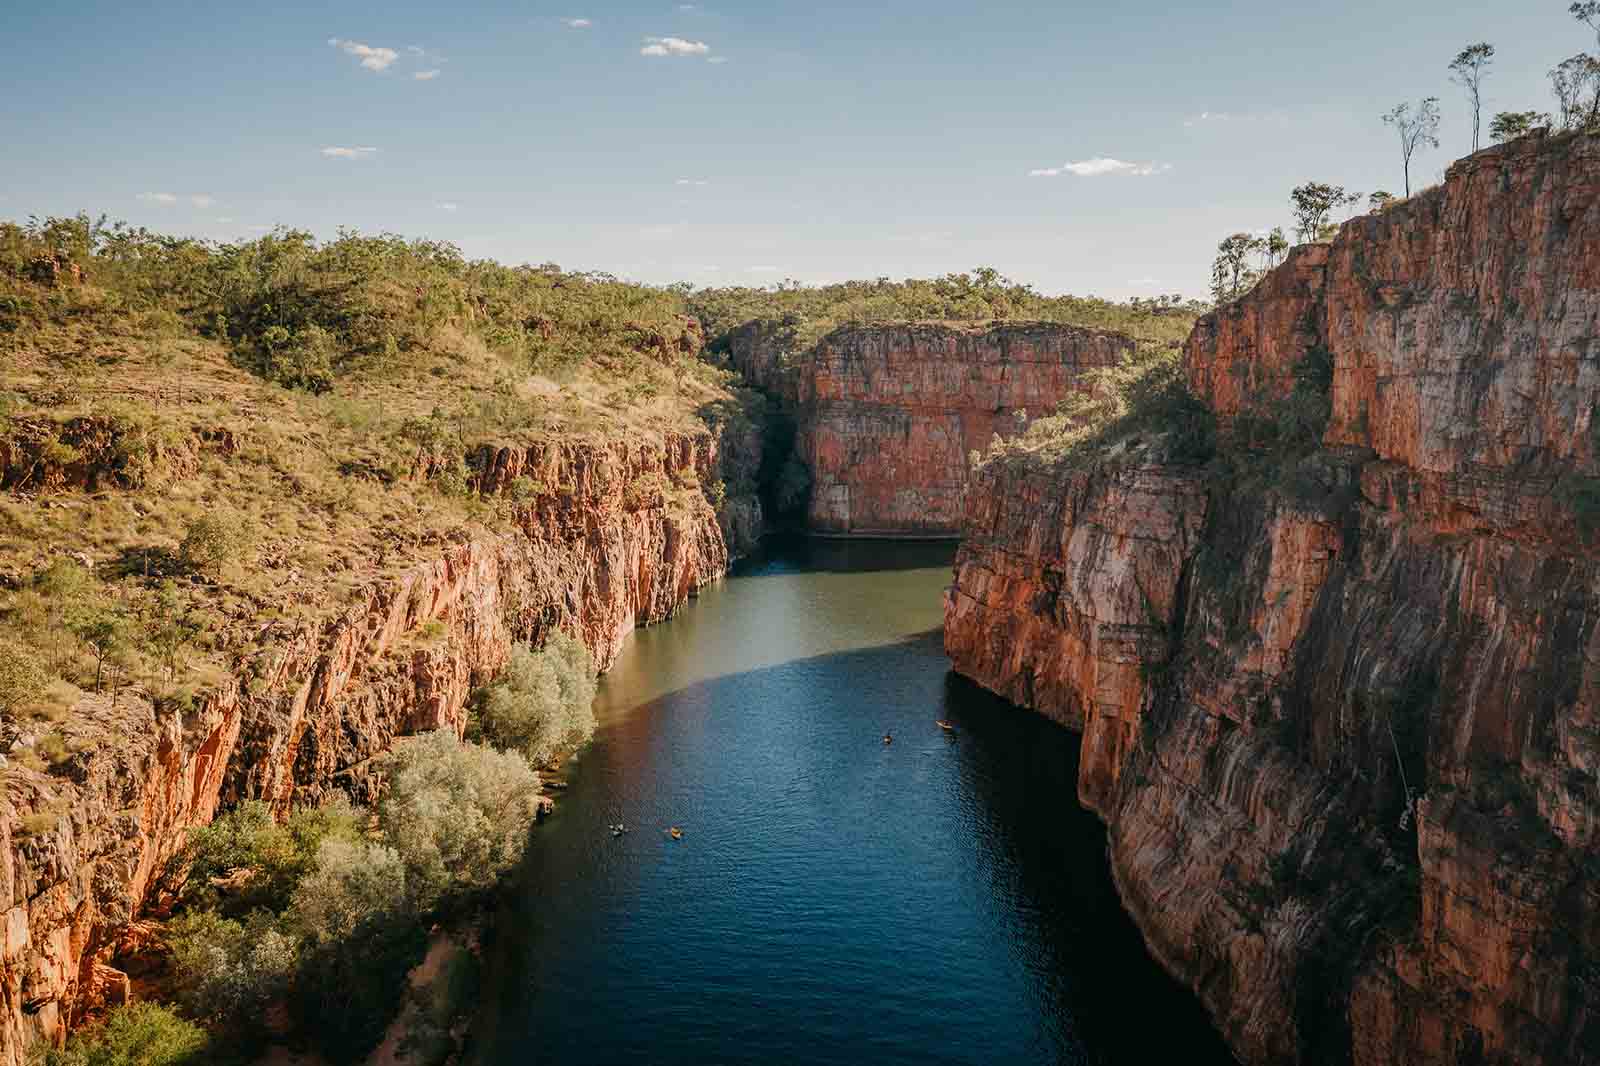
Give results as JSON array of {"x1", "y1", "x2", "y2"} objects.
[
  {"x1": 1289, "y1": 183, "x2": 1362, "y2": 243},
  {"x1": 1382, "y1": 98, "x2": 1442, "y2": 198},
  {"x1": 1550, "y1": 53, "x2": 1600, "y2": 128},
  {"x1": 1448, "y1": 43, "x2": 1495, "y2": 152},
  {"x1": 1210, "y1": 233, "x2": 1264, "y2": 305}
]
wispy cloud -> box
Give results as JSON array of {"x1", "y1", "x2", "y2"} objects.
[
  {"x1": 1182, "y1": 111, "x2": 1234, "y2": 128},
  {"x1": 414, "y1": 69, "x2": 440, "y2": 80},
  {"x1": 138, "y1": 192, "x2": 179, "y2": 204},
  {"x1": 563, "y1": 17, "x2": 592, "y2": 28},
  {"x1": 641, "y1": 36, "x2": 709, "y2": 57},
  {"x1": 321, "y1": 145, "x2": 379, "y2": 159},
  {"x1": 675, "y1": 178, "x2": 710, "y2": 186},
  {"x1": 1028, "y1": 157, "x2": 1169, "y2": 178},
  {"x1": 328, "y1": 38, "x2": 400, "y2": 72},
  {"x1": 677, "y1": 3, "x2": 701, "y2": 10},
  {"x1": 706, "y1": 56, "x2": 729, "y2": 64},
  {"x1": 436, "y1": 202, "x2": 459, "y2": 211}
]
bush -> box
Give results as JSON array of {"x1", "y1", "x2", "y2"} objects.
[
  {"x1": 378, "y1": 731, "x2": 543, "y2": 910},
  {"x1": 181, "y1": 797, "x2": 361, "y2": 916},
  {"x1": 165, "y1": 910, "x2": 297, "y2": 1031},
  {"x1": 287, "y1": 837, "x2": 409, "y2": 945},
  {"x1": 43, "y1": 1002, "x2": 209, "y2": 1066},
  {"x1": 477, "y1": 633, "x2": 597, "y2": 767},
  {"x1": 290, "y1": 910, "x2": 428, "y2": 1064},
  {"x1": 0, "y1": 638, "x2": 47, "y2": 717},
  {"x1": 177, "y1": 514, "x2": 246, "y2": 575}
]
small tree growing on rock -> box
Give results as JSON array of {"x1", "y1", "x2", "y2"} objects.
[
  {"x1": 1290, "y1": 183, "x2": 1362, "y2": 242},
  {"x1": 178, "y1": 513, "x2": 246, "y2": 576},
  {"x1": 0, "y1": 639, "x2": 47, "y2": 718},
  {"x1": 1210, "y1": 232, "x2": 1265, "y2": 305},
  {"x1": 1489, "y1": 110, "x2": 1552, "y2": 141},
  {"x1": 1448, "y1": 43, "x2": 1495, "y2": 152},
  {"x1": 1382, "y1": 98, "x2": 1441, "y2": 198}
]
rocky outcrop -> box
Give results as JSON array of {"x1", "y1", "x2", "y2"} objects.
[
  {"x1": 945, "y1": 132, "x2": 1600, "y2": 1065},
  {"x1": 1, "y1": 427, "x2": 757, "y2": 1063},
  {"x1": 730, "y1": 321, "x2": 1134, "y2": 536}
]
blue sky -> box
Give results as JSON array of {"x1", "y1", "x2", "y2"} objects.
[{"x1": 0, "y1": 1, "x2": 1586, "y2": 299}]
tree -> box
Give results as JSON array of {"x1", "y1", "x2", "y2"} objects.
[
  {"x1": 477, "y1": 633, "x2": 598, "y2": 767},
  {"x1": 1550, "y1": 53, "x2": 1600, "y2": 128},
  {"x1": 1210, "y1": 233, "x2": 1264, "y2": 305},
  {"x1": 1448, "y1": 43, "x2": 1496, "y2": 152},
  {"x1": 1576, "y1": 2, "x2": 1600, "y2": 49},
  {"x1": 1489, "y1": 110, "x2": 1552, "y2": 141},
  {"x1": 34, "y1": 558, "x2": 92, "y2": 670},
  {"x1": 377, "y1": 731, "x2": 543, "y2": 911},
  {"x1": 69, "y1": 603, "x2": 130, "y2": 694},
  {"x1": 178, "y1": 513, "x2": 244, "y2": 576},
  {"x1": 1290, "y1": 183, "x2": 1362, "y2": 242},
  {"x1": 145, "y1": 580, "x2": 203, "y2": 689},
  {"x1": 1263, "y1": 227, "x2": 1289, "y2": 270},
  {"x1": 1369, "y1": 191, "x2": 1396, "y2": 211},
  {"x1": 1382, "y1": 98, "x2": 1442, "y2": 198}
]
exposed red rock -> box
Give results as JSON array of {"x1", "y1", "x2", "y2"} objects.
[
  {"x1": 946, "y1": 132, "x2": 1600, "y2": 1065},
  {"x1": 731, "y1": 322, "x2": 1134, "y2": 535},
  {"x1": 0, "y1": 427, "x2": 757, "y2": 1063}
]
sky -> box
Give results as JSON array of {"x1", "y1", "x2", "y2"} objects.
[{"x1": 0, "y1": 1, "x2": 1588, "y2": 300}]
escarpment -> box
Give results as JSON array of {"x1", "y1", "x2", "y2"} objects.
[
  {"x1": 945, "y1": 132, "x2": 1600, "y2": 1065},
  {"x1": 729, "y1": 321, "x2": 1135, "y2": 536},
  {"x1": 0, "y1": 426, "x2": 759, "y2": 1064}
]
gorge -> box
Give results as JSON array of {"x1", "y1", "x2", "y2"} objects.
[{"x1": 4, "y1": 129, "x2": 1600, "y2": 1066}]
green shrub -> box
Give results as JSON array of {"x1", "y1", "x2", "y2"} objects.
[
  {"x1": 181, "y1": 797, "x2": 361, "y2": 916},
  {"x1": 165, "y1": 909, "x2": 297, "y2": 1031},
  {"x1": 177, "y1": 514, "x2": 246, "y2": 576},
  {"x1": 0, "y1": 637, "x2": 47, "y2": 717},
  {"x1": 43, "y1": 1002, "x2": 209, "y2": 1066},
  {"x1": 477, "y1": 633, "x2": 598, "y2": 767},
  {"x1": 378, "y1": 731, "x2": 543, "y2": 910},
  {"x1": 287, "y1": 837, "x2": 410, "y2": 945},
  {"x1": 290, "y1": 910, "x2": 428, "y2": 1064}
]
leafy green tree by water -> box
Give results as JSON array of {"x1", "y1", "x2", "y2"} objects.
[
  {"x1": 477, "y1": 631, "x2": 598, "y2": 768},
  {"x1": 42, "y1": 1003, "x2": 210, "y2": 1066}
]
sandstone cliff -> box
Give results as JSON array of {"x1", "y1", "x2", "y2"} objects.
[
  {"x1": 0, "y1": 427, "x2": 757, "y2": 1063},
  {"x1": 946, "y1": 132, "x2": 1600, "y2": 1064},
  {"x1": 730, "y1": 321, "x2": 1134, "y2": 536}
]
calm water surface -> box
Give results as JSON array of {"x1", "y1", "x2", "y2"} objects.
[{"x1": 477, "y1": 537, "x2": 1235, "y2": 1065}]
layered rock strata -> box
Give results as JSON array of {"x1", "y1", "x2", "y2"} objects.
[
  {"x1": 730, "y1": 321, "x2": 1134, "y2": 536},
  {"x1": 1, "y1": 427, "x2": 757, "y2": 1064},
  {"x1": 946, "y1": 132, "x2": 1600, "y2": 1065}
]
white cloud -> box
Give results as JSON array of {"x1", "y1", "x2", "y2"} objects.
[
  {"x1": 563, "y1": 17, "x2": 592, "y2": 28},
  {"x1": 675, "y1": 178, "x2": 709, "y2": 186},
  {"x1": 1028, "y1": 157, "x2": 1168, "y2": 178},
  {"x1": 436, "y1": 202, "x2": 459, "y2": 211},
  {"x1": 414, "y1": 69, "x2": 440, "y2": 80},
  {"x1": 706, "y1": 56, "x2": 729, "y2": 64},
  {"x1": 138, "y1": 192, "x2": 179, "y2": 204},
  {"x1": 641, "y1": 36, "x2": 709, "y2": 57},
  {"x1": 328, "y1": 38, "x2": 400, "y2": 72},
  {"x1": 321, "y1": 145, "x2": 379, "y2": 159},
  {"x1": 1182, "y1": 111, "x2": 1234, "y2": 128},
  {"x1": 677, "y1": 3, "x2": 701, "y2": 10}
]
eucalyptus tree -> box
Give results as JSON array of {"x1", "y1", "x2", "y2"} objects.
[
  {"x1": 1210, "y1": 233, "x2": 1265, "y2": 305},
  {"x1": 1448, "y1": 43, "x2": 1495, "y2": 151},
  {"x1": 1488, "y1": 110, "x2": 1552, "y2": 141},
  {"x1": 1289, "y1": 183, "x2": 1362, "y2": 242},
  {"x1": 1382, "y1": 98, "x2": 1442, "y2": 197}
]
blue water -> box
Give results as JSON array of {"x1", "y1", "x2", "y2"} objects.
[{"x1": 477, "y1": 537, "x2": 1235, "y2": 1065}]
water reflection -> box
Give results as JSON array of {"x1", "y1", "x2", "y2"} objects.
[{"x1": 476, "y1": 538, "x2": 1233, "y2": 1066}]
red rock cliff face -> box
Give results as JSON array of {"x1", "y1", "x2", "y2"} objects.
[
  {"x1": 946, "y1": 133, "x2": 1600, "y2": 1065},
  {"x1": 1, "y1": 427, "x2": 757, "y2": 1064},
  {"x1": 731, "y1": 322, "x2": 1134, "y2": 536}
]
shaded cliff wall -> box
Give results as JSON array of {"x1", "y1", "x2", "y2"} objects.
[
  {"x1": 0, "y1": 427, "x2": 758, "y2": 1064},
  {"x1": 729, "y1": 322, "x2": 1134, "y2": 536},
  {"x1": 945, "y1": 132, "x2": 1600, "y2": 1065}
]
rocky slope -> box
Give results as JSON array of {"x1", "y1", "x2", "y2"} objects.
[
  {"x1": 945, "y1": 132, "x2": 1600, "y2": 1064},
  {"x1": 729, "y1": 321, "x2": 1134, "y2": 536},
  {"x1": 0, "y1": 427, "x2": 758, "y2": 1064}
]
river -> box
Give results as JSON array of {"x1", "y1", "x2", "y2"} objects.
[{"x1": 476, "y1": 536, "x2": 1235, "y2": 1065}]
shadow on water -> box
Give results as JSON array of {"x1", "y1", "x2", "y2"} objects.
[
  {"x1": 729, "y1": 532, "x2": 962, "y2": 576},
  {"x1": 474, "y1": 558, "x2": 1235, "y2": 1066}
]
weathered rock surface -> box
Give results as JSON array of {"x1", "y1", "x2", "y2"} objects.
[
  {"x1": 730, "y1": 321, "x2": 1134, "y2": 536},
  {"x1": 945, "y1": 133, "x2": 1600, "y2": 1065},
  {"x1": 1, "y1": 427, "x2": 756, "y2": 1064}
]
